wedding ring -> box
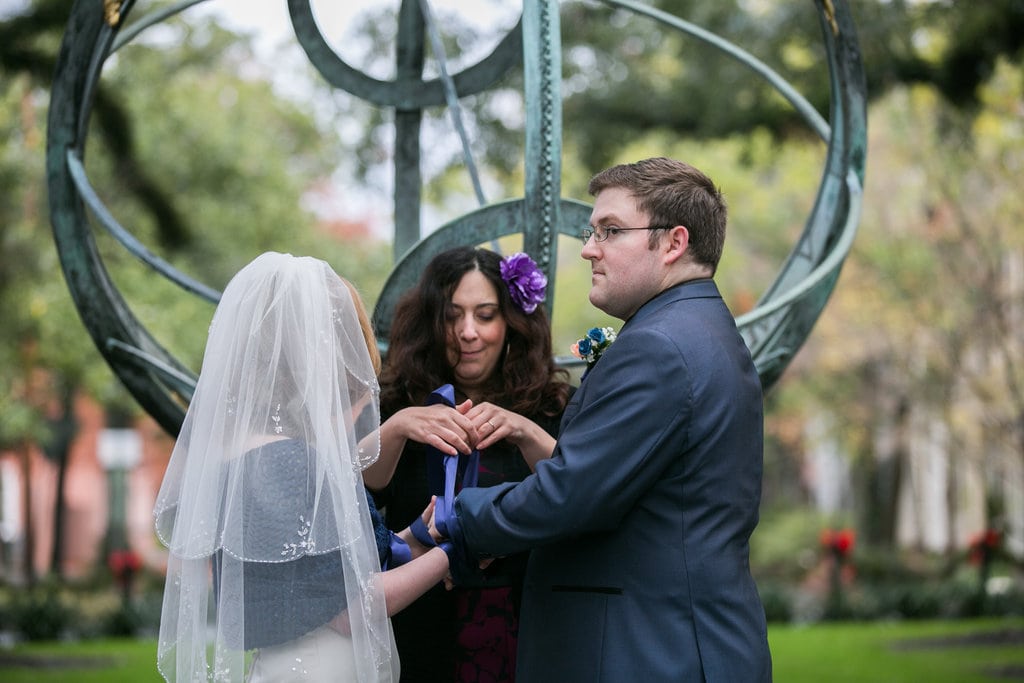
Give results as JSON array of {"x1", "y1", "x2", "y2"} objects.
[{"x1": 487, "y1": 420, "x2": 496, "y2": 430}]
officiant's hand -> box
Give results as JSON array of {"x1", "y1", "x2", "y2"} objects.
[
  {"x1": 393, "y1": 401, "x2": 480, "y2": 456},
  {"x1": 465, "y1": 402, "x2": 557, "y2": 471},
  {"x1": 365, "y1": 401, "x2": 478, "y2": 491}
]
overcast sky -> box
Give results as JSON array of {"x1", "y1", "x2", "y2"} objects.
[
  {"x1": 2, "y1": 0, "x2": 522, "y2": 235},
  {"x1": 196, "y1": 1, "x2": 521, "y2": 233}
]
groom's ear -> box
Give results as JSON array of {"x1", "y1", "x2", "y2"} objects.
[{"x1": 662, "y1": 225, "x2": 690, "y2": 265}]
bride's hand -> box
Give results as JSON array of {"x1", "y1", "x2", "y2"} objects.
[
  {"x1": 425, "y1": 495, "x2": 444, "y2": 543},
  {"x1": 394, "y1": 497, "x2": 440, "y2": 559}
]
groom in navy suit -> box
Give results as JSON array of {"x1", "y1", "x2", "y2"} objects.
[{"x1": 447, "y1": 157, "x2": 772, "y2": 682}]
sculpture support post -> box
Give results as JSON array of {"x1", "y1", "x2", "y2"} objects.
[
  {"x1": 394, "y1": 0, "x2": 426, "y2": 260},
  {"x1": 522, "y1": 0, "x2": 562, "y2": 316}
]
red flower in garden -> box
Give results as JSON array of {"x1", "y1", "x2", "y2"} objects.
[
  {"x1": 108, "y1": 548, "x2": 143, "y2": 578},
  {"x1": 820, "y1": 528, "x2": 856, "y2": 559},
  {"x1": 968, "y1": 529, "x2": 1001, "y2": 565}
]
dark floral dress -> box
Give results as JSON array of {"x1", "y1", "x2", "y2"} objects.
[{"x1": 374, "y1": 393, "x2": 568, "y2": 683}]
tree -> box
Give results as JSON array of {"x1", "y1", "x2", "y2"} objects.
[
  {"x1": 0, "y1": 1, "x2": 390, "y2": 579},
  {"x1": 778, "y1": 62, "x2": 1024, "y2": 558}
]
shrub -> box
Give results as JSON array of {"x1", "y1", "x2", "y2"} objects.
[
  {"x1": 758, "y1": 581, "x2": 795, "y2": 623},
  {"x1": 0, "y1": 569, "x2": 165, "y2": 641},
  {"x1": 2, "y1": 585, "x2": 78, "y2": 641}
]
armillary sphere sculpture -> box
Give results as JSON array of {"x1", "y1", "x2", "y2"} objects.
[{"x1": 47, "y1": 0, "x2": 867, "y2": 437}]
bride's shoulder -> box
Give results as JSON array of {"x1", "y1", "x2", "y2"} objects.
[{"x1": 242, "y1": 434, "x2": 297, "y2": 452}]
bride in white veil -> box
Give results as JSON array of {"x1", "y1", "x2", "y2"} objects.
[{"x1": 154, "y1": 252, "x2": 450, "y2": 682}]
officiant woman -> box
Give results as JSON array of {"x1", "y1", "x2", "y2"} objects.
[{"x1": 363, "y1": 246, "x2": 573, "y2": 682}]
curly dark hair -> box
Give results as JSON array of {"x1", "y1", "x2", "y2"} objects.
[{"x1": 380, "y1": 246, "x2": 570, "y2": 417}]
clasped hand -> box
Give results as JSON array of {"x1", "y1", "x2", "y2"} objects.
[
  {"x1": 399, "y1": 399, "x2": 528, "y2": 455},
  {"x1": 401, "y1": 496, "x2": 492, "y2": 590}
]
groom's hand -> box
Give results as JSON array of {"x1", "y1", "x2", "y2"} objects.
[
  {"x1": 442, "y1": 557, "x2": 494, "y2": 591},
  {"x1": 437, "y1": 511, "x2": 490, "y2": 587}
]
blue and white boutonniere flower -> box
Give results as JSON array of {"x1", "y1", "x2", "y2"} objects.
[{"x1": 571, "y1": 326, "x2": 617, "y2": 369}]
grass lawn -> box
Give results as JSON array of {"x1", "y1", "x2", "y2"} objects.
[
  {"x1": 770, "y1": 618, "x2": 1024, "y2": 683},
  {"x1": 0, "y1": 637, "x2": 161, "y2": 682},
  {"x1": 0, "y1": 618, "x2": 1021, "y2": 681}
]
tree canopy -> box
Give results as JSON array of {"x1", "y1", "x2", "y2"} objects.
[{"x1": 1, "y1": 0, "x2": 1022, "y2": 559}]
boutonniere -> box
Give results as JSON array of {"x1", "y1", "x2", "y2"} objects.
[{"x1": 570, "y1": 326, "x2": 617, "y2": 368}]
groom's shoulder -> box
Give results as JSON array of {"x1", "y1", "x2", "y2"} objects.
[{"x1": 637, "y1": 295, "x2": 713, "y2": 337}]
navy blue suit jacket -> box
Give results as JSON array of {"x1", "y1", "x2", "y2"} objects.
[{"x1": 451, "y1": 279, "x2": 771, "y2": 682}]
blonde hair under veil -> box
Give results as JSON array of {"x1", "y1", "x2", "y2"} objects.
[{"x1": 153, "y1": 252, "x2": 396, "y2": 681}]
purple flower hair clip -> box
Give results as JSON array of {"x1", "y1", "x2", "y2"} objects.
[{"x1": 500, "y1": 252, "x2": 547, "y2": 314}]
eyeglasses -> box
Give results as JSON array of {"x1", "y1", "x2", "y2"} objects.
[{"x1": 580, "y1": 224, "x2": 673, "y2": 244}]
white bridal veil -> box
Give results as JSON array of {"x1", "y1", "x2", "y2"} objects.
[{"x1": 154, "y1": 252, "x2": 396, "y2": 681}]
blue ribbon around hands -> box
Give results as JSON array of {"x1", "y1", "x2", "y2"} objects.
[
  {"x1": 386, "y1": 385, "x2": 478, "y2": 574},
  {"x1": 387, "y1": 534, "x2": 412, "y2": 568},
  {"x1": 422, "y1": 385, "x2": 483, "y2": 584},
  {"x1": 426, "y1": 384, "x2": 479, "y2": 539}
]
